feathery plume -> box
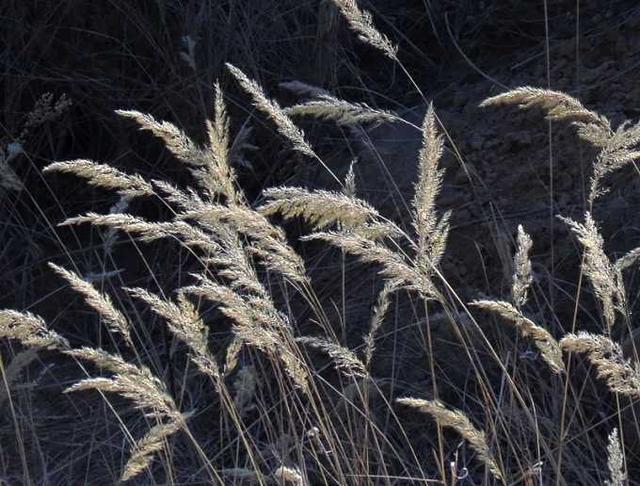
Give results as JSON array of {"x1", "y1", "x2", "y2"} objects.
[
  {"x1": 286, "y1": 94, "x2": 396, "y2": 127},
  {"x1": 0, "y1": 310, "x2": 68, "y2": 349},
  {"x1": 605, "y1": 428, "x2": 625, "y2": 486},
  {"x1": 330, "y1": 0, "x2": 398, "y2": 59},
  {"x1": 225, "y1": 337, "x2": 243, "y2": 374},
  {"x1": 589, "y1": 120, "x2": 640, "y2": 202},
  {"x1": 121, "y1": 420, "x2": 183, "y2": 482},
  {"x1": 49, "y1": 263, "x2": 132, "y2": 347},
  {"x1": 559, "y1": 213, "x2": 625, "y2": 330},
  {"x1": 116, "y1": 110, "x2": 200, "y2": 164},
  {"x1": 60, "y1": 212, "x2": 220, "y2": 254},
  {"x1": 182, "y1": 276, "x2": 309, "y2": 391},
  {"x1": 259, "y1": 186, "x2": 380, "y2": 230},
  {"x1": 297, "y1": 336, "x2": 366, "y2": 378},
  {"x1": 126, "y1": 288, "x2": 220, "y2": 382},
  {"x1": 471, "y1": 300, "x2": 563, "y2": 373},
  {"x1": 615, "y1": 246, "x2": 640, "y2": 272},
  {"x1": 561, "y1": 332, "x2": 640, "y2": 397},
  {"x1": 304, "y1": 231, "x2": 437, "y2": 300},
  {"x1": 65, "y1": 347, "x2": 179, "y2": 416},
  {"x1": 44, "y1": 160, "x2": 152, "y2": 198},
  {"x1": 480, "y1": 87, "x2": 604, "y2": 125},
  {"x1": 396, "y1": 398, "x2": 504, "y2": 482},
  {"x1": 413, "y1": 104, "x2": 449, "y2": 268},
  {"x1": 511, "y1": 225, "x2": 534, "y2": 308},
  {"x1": 364, "y1": 282, "x2": 395, "y2": 368},
  {"x1": 226, "y1": 64, "x2": 316, "y2": 158},
  {"x1": 181, "y1": 204, "x2": 307, "y2": 284},
  {"x1": 480, "y1": 87, "x2": 640, "y2": 201},
  {"x1": 201, "y1": 82, "x2": 241, "y2": 203},
  {"x1": 343, "y1": 160, "x2": 357, "y2": 197}
]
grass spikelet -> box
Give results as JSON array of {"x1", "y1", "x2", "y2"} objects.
[
  {"x1": 479, "y1": 87, "x2": 604, "y2": 125},
  {"x1": 511, "y1": 225, "x2": 533, "y2": 308},
  {"x1": 589, "y1": 120, "x2": 640, "y2": 202},
  {"x1": 259, "y1": 186, "x2": 380, "y2": 230},
  {"x1": 286, "y1": 94, "x2": 396, "y2": 127},
  {"x1": 182, "y1": 276, "x2": 309, "y2": 392},
  {"x1": 615, "y1": 246, "x2": 640, "y2": 272},
  {"x1": 115, "y1": 110, "x2": 199, "y2": 164},
  {"x1": 225, "y1": 63, "x2": 316, "y2": 158},
  {"x1": 225, "y1": 337, "x2": 243, "y2": 374},
  {"x1": 471, "y1": 300, "x2": 564, "y2": 374},
  {"x1": 200, "y1": 82, "x2": 241, "y2": 203},
  {"x1": 330, "y1": 0, "x2": 398, "y2": 59},
  {"x1": 343, "y1": 160, "x2": 357, "y2": 197},
  {"x1": 65, "y1": 347, "x2": 179, "y2": 417},
  {"x1": 364, "y1": 282, "x2": 395, "y2": 368},
  {"x1": 181, "y1": 204, "x2": 307, "y2": 284},
  {"x1": 0, "y1": 310, "x2": 68, "y2": 349},
  {"x1": 297, "y1": 336, "x2": 366, "y2": 378},
  {"x1": 560, "y1": 332, "x2": 640, "y2": 397},
  {"x1": 413, "y1": 104, "x2": 449, "y2": 268},
  {"x1": 48, "y1": 263, "x2": 132, "y2": 347},
  {"x1": 396, "y1": 398, "x2": 504, "y2": 482},
  {"x1": 559, "y1": 212, "x2": 625, "y2": 330},
  {"x1": 121, "y1": 420, "x2": 183, "y2": 482},
  {"x1": 126, "y1": 288, "x2": 220, "y2": 382},
  {"x1": 605, "y1": 428, "x2": 625, "y2": 486},
  {"x1": 43, "y1": 160, "x2": 152, "y2": 198},
  {"x1": 480, "y1": 87, "x2": 640, "y2": 202},
  {"x1": 303, "y1": 231, "x2": 437, "y2": 300},
  {"x1": 60, "y1": 212, "x2": 220, "y2": 254}
]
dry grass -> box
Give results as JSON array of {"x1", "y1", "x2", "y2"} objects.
[{"x1": 2, "y1": 1, "x2": 640, "y2": 484}]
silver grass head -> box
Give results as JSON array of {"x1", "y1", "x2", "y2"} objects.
[
  {"x1": 116, "y1": 110, "x2": 200, "y2": 164},
  {"x1": 605, "y1": 428, "x2": 625, "y2": 486},
  {"x1": 286, "y1": 94, "x2": 397, "y2": 127},
  {"x1": 471, "y1": 300, "x2": 564, "y2": 374},
  {"x1": 181, "y1": 203, "x2": 308, "y2": 284},
  {"x1": 330, "y1": 0, "x2": 398, "y2": 59},
  {"x1": 303, "y1": 231, "x2": 437, "y2": 301},
  {"x1": 48, "y1": 263, "x2": 132, "y2": 347},
  {"x1": 343, "y1": 160, "x2": 357, "y2": 197},
  {"x1": 396, "y1": 397, "x2": 504, "y2": 482},
  {"x1": 559, "y1": 212, "x2": 625, "y2": 330},
  {"x1": 43, "y1": 160, "x2": 152, "y2": 198},
  {"x1": 126, "y1": 287, "x2": 220, "y2": 382},
  {"x1": 259, "y1": 186, "x2": 380, "y2": 230},
  {"x1": 121, "y1": 419, "x2": 184, "y2": 482},
  {"x1": 297, "y1": 336, "x2": 367, "y2": 378},
  {"x1": 413, "y1": 104, "x2": 449, "y2": 268},
  {"x1": 226, "y1": 63, "x2": 316, "y2": 158},
  {"x1": 364, "y1": 282, "x2": 395, "y2": 368},
  {"x1": 480, "y1": 87, "x2": 605, "y2": 126},
  {"x1": 511, "y1": 225, "x2": 533, "y2": 308},
  {"x1": 561, "y1": 332, "x2": 640, "y2": 397},
  {"x1": 65, "y1": 347, "x2": 179, "y2": 417},
  {"x1": 0, "y1": 310, "x2": 68, "y2": 350}
]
